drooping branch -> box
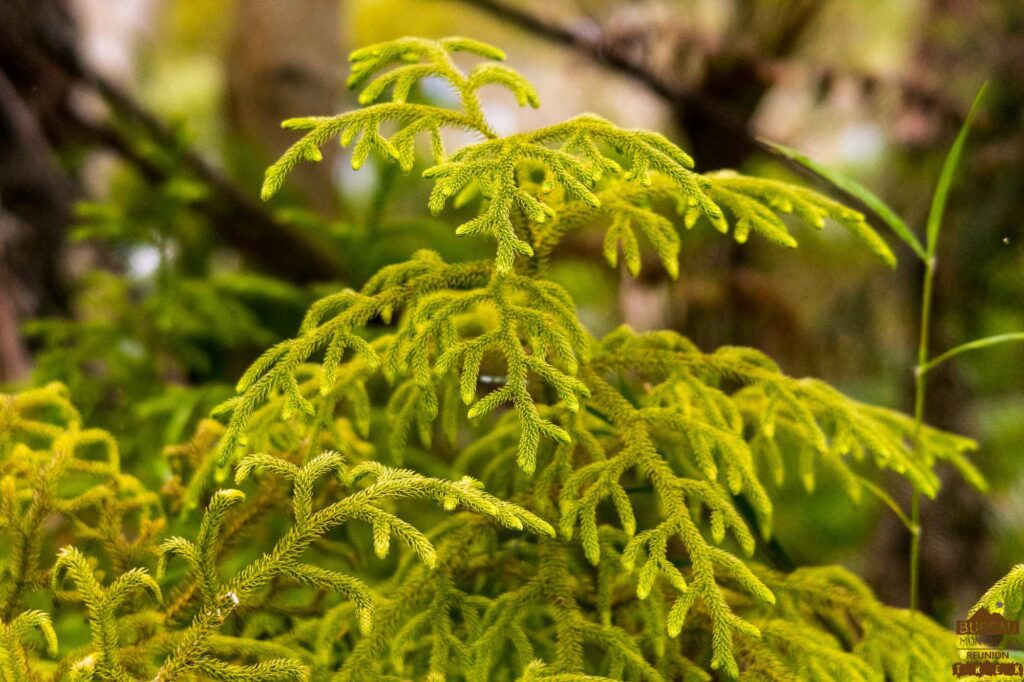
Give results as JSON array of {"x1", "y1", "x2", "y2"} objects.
[
  {"x1": 453, "y1": 0, "x2": 973, "y2": 238},
  {"x1": 44, "y1": 47, "x2": 345, "y2": 283},
  {"x1": 0, "y1": 0, "x2": 343, "y2": 284}
]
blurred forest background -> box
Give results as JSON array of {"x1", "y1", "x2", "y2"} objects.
[{"x1": 1, "y1": 0, "x2": 1021, "y2": 628}]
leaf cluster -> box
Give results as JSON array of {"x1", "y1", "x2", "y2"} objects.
[{"x1": 1, "y1": 36, "x2": 997, "y2": 682}]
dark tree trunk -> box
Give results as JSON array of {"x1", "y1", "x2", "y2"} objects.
[
  {"x1": 0, "y1": 1, "x2": 79, "y2": 381},
  {"x1": 225, "y1": 0, "x2": 344, "y2": 216}
]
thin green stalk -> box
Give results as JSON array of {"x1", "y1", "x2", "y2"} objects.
[
  {"x1": 920, "y1": 332, "x2": 1024, "y2": 374},
  {"x1": 909, "y1": 255, "x2": 936, "y2": 615},
  {"x1": 905, "y1": 255, "x2": 938, "y2": 682},
  {"x1": 906, "y1": 84, "x2": 985, "y2": 681}
]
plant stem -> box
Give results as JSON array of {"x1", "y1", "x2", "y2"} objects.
[
  {"x1": 908, "y1": 80, "x2": 984, "y2": 631},
  {"x1": 913, "y1": 253, "x2": 937, "y2": 655}
]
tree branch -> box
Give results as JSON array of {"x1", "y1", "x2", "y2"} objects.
[
  {"x1": 0, "y1": 0, "x2": 343, "y2": 283},
  {"x1": 0, "y1": 64, "x2": 74, "y2": 318},
  {"x1": 50, "y1": 49, "x2": 344, "y2": 283},
  {"x1": 454, "y1": 0, "x2": 971, "y2": 245}
]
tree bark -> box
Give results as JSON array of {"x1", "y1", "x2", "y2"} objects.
[
  {"x1": 225, "y1": 0, "x2": 344, "y2": 216},
  {"x1": 0, "y1": 0, "x2": 344, "y2": 290},
  {"x1": 0, "y1": 61, "x2": 75, "y2": 382}
]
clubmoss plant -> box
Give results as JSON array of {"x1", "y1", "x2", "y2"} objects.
[{"x1": 1, "y1": 36, "x2": 1011, "y2": 681}]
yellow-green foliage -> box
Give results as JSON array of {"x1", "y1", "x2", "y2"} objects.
[
  {"x1": 0, "y1": 36, "x2": 996, "y2": 681},
  {"x1": 1, "y1": 384, "x2": 550, "y2": 680},
  {"x1": 972, "y1": 565, "x2": 1024, "y2": 619}
]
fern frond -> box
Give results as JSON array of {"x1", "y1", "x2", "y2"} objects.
[
  {"x1": 156, "y1": 450, "x2": 553, "y2": 678},
  {"x1": 739, "y1": 619, "x2": 877, "y2": 681},
  {"x1": 705, "y1": 171, "x2": 896, "y2": 265},
  {"x1": 1, "y1": 384, "x2": 163, "y2": 622},
  {"x1": 755, "y1": 565, "x2": 955, "y2": 681},
  {"x1": 593, "y1": 328, "x2": 982, "y2": 500},
  {"x1": 213, "y1": 253, "x2": 493, "y2": 473},
  {"x1": 0, "y1": 610, "x2": 59, "y2": 680},
  {"x1": 262, "y1": 36, "x2": 541, "y2": 199},
  {"x1": 425, "y1": 114, "x2": 720, "y2": 273},
  {"x1": 193, "y1": 656, "x2": 307, "y2": 681},
  {"x1": 391, "y1": 272, "x2": 590, "y2": 470},
  {"x1": 555, "y1": 368, "x2": 773, "y2": 677},
  {"x1": 972, "y1": 564, "x2": 1024, "y2": 619},
  {"x1": 531, "y1": 171, "x2": 895, "y2": 279},
  {"x1": 52, "y1": 547, "x2": 161, "y2": 680},
  {"x1": 517, "y1": 659, "x2": 618, "y2": 681}
]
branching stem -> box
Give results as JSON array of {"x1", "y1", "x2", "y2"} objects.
[{"x1": 909, "y1": 256, "x2": 937, "y2": 617}]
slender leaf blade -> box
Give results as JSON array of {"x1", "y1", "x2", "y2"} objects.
[
  {"x1": 855, "y1": 474, "x2": 918, "y2": 531},
  {"x1": 922, "y1": 332, "x2": 1024, "y2": 374},
  {"x1": 763, "y1": 139, "x2": 927, "y2": 261},
  {"x1": 925, "y1": 83, "x2": 988, "y2": 258}
]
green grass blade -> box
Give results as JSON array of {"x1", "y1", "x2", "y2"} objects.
[
  {"x1": 921, "y1": 332, "x2": 1024, "y2": 374},
  {"x1": 925, "y1": 83, "x2": 988, "y2": 258},
  {"x1": 762, "y1": 139, "x2": 927, "y2": 261},
  {"x1": 855, "y1": 474, "x2": 917, "y2": 532}
]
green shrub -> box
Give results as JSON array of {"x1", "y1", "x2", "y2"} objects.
[{"x1": 1, "y1": 36, "x2": 1008, "y2": 681}]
